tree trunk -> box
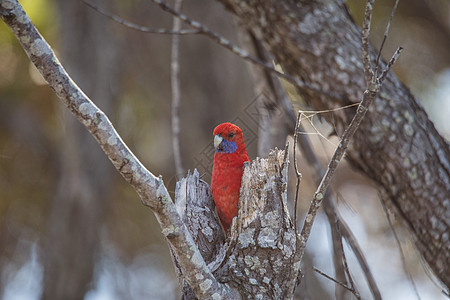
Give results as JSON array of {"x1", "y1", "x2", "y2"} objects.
[
  {"x1": 234, "y1": 27, "x2": 335, "y2": 299},
  {"x1": 217, "y1": 0, "x2": 450, "y2": 288},
  {"x1": 173, "y1": 169, "x2": 226, "y2": 299},
  {"x1": 175, "y1": 149, "x2": 303, "y2": 299}
]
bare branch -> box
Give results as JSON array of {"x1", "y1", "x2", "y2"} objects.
[
  {"x1": 237, "y1": 27, "x2": 374, "y2": 297},
  {"x1": 375, "y1": 0, "x2": 400, "y2": 76},
  {"x1": 299, "y1": 0, "x2": 402, "y2": 255},
  {"x1": 150, "y1": 0, "x2": 345, "y2": 101},
  {"x1": 313, "y1": 267, "x2": 353, "y2": 292},
  {"x1": 87, "y1": 0, "x2": 345, "y2": 101},
  {"x1": 362, "y1": 0, "x2": 375, "y2": 85},
  {"x1": 0, "y1": 1, "x2": 239, "y2": 298},
  {"x1": 338, "y1": 226, "x2": 361, "y2": 300},
  {"x1": 83, "y1": 0, "x2": 199, "y2": 35},
  {"x1": 293, "y1": 111, "x2": 302, "y2": 233},
  {"x1": 329, "y1": 219, "x2": 349, "y2": 300},
  {"x1": 299, "y1": 88, "x2": 376, "y2": 251},
  {"x1": 171, "y1": 0, "x2": 184, "y2": 177},
  {"x1": 378, "y1": 46, "x2": 403, "y2": 84},
  {"x1": 335, "y1": 205, "x2": 382, "y2": 299},
  {"x1": 85, "y1": 0, "x2": 309, "y2": 101},
  {"x1": 314, "y1": 266, "x2": 361, "y2": 300},
  {"x1": 380, "y1": 192, "x2": 421, "y2": 299},
  {"x1": 234, "y1": 27, "x2": 295, "y2": 158},
  {"x1": 364, "y1": 0, "x2": 402, "y2": 86},
  {"x1": 236, "y1": 11, "x2": 381, "y2": 296}
]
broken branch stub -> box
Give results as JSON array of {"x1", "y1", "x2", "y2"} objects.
[
  {"x1": 173, "y1": 169, "x2": 226, "y2": 299},
  {"x1": 175, "y1": 169, "x2": 226, "y2": 263},
  {"x1": 214, "y1": 148, "x2": 303, "y2": 298},
  {"x1": 173, "y1": 149, "x2": 302, "y2": 299}
]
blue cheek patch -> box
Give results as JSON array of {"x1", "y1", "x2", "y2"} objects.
[{"x1": 215, "y1": 139, "x2": 238, "y2": 154}]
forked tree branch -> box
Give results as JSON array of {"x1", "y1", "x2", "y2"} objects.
[
  {"x1": 148, "y1": 0, "x2": 344, "y2": 101},
  {"x1": 0, "y1": 1, "x2": 239, "y2": 298},
  {"x1": 84, "y1": 0, "x2": 318, "y2": 95},
  {"x1": 298, "y1": 0, "x2": 402, "y2": 253},
  {"x1": 85, "y1": 0, "x2": 346, "y2": 100},
  {"x1": 83, "y1": 0, "x2": 199, "y2": 35}
]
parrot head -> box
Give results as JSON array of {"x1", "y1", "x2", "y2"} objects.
[{"x1": 213, "y1": 122, "x2": 246, "y2": 155}]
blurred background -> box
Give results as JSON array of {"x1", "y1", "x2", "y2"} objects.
[{"x1": 0, "y1": 0, "x2": 448, "y2": 299}]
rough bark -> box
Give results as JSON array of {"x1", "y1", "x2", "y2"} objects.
[
  {"x1": 217, "y1": 0, "x2": 450, "y2": 288},
  {"x1": 216, "y1": 149, "x2": 301, "y2": 298},
  {"x1": 175, "y1": 149, "x2": 303, "y2": 299},
  {"x1": 173, "y1": 169, "x2": 226, "y2": 299}
]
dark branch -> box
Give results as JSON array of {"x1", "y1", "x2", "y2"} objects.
[
  {"x1": 313, "y1": 267, "x2": 354, "y2": 293},
  {"x1": 150, "y1": 0, "x2": 345, "y2": 101},
  {"x1": 375, "y1": 0, "x2": 400, "y2": 76},
  {"x1": 83, "y1": 0, "x2": 199, "y2": 35}
]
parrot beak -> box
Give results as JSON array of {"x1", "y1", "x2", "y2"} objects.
[{"x1": 214, "y1": 134, "x2": 223, "y2": 151}]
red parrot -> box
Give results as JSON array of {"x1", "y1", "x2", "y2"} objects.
[{"x1": 211, "y1": 122, "x2": 250, "y2": 232}]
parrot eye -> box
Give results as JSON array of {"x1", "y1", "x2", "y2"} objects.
[{"x1": 227, "y1": 132, "x2": 235, "y2": 138}]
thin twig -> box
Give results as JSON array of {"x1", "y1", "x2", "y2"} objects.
[
  {"x1": 380, "y1": 193, "x2": 421, "y2": 300},
  {"x1": 299, "y1": 0, "x2": 402, "y2": 255},
  {"x1": 245, "y1": 29, "x2": 296, "y2": 125},
  {"x1": 83, "y1": 0, "x2": 199, "y2": 35},
  {"x1": 299, "y1": 88, "x2": 376, "y2": 250},
  {"x1": 87, "y1": 0, "x2": 345, "y2": 100},
  {"x1": 313, "y1": 267, "x2": 354, "y2": 292},
  {"x1": 362, "y1": 0, "x2": 375, "y2": 86},
  {"x1": 297, "y1": 103, "x2": 360, "y2": 115},
  {"x1": 378, "y1": 46, "x2": 403, "y2": 84},
  {"x1": 375, "y1": 0, "x2": 400, "y2": 77},
  {"x1": 149, "y1": 0, "x2": 344, "y2": 101},
  {"x1": 322, "y1": 198, "x2": 348, "y2": 300},
  {"x1": 300, "y1": 113, "x2": 338, "y2": 147},
  {"x1": 297, "y1": 121, "x2": 381, "y2": 299},
  {"x1": 171, "y1": 0, "x2": 184, "y2": 178},
  {"x1": 337, "y1": 211, "x2": 382, "y2": 299},
  {"x1": 293, "y1": 111, "x2": 303, "y2": 233},
  {"x1": 242, "y1": 33, "x2": 376, "y2": 297},
  {"x1": 337, "y1": 223, "x2": 361, "y2": 300}
]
